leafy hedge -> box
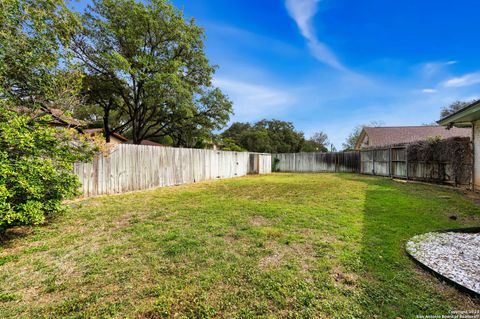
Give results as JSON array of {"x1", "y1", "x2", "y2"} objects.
[{"x1": 0, "y1": 105, "x2": 94, "y2": 229}]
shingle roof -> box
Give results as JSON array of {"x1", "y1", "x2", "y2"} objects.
[
  {"x1": 16, "y1": 107, "x2": 83, "y2": 127},
  {"x1": 48, "y1": 108, "x2": 83, "y2": 127},
  {"x1": 84, "y1": 128, "x2": 128, "y2": 142},
  {"x1": 139, "y1": 140, "x2": 165, "y2": 146},
  {"x1": 126, "y1": 139, "x2": 166, "y2": 146},
  {"x1": 357, "y1": 126, "x2": 471, "y2": 149}
]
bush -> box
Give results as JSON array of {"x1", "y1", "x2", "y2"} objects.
[{"x1": 0, "y1": 105, "x2": 95, "y2": 229}]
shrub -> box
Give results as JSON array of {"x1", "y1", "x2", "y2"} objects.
[{"x1": 0, "y1": 104, "x2": 95, "y2": 229}]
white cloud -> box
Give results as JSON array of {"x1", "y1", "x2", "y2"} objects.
[
  {"x1": 204, "y1": 22, "x2": 301, "y2": 58},
  {"x1": 213, "y1": 78, "x2": 295, "y2": 120},
  {"x1": 421, "y1": 62, "x2": 442, "y2": 78},
  {"x1": 420, "y1": 60, "x2": 457, "y2": 78},
  {"x1": 285, "y1": 0, "x2": 345, "y2": 71},
  {"x1": 443, "y1": 72, "x2": 480, "y2": 87},
  {"x1": 422, "y1": 88, "x2": 437, "y2": 93}
]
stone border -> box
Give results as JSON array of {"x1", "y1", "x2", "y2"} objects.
[{"x1": 405, "y1": 227, "x2": 480, "y2": 299}]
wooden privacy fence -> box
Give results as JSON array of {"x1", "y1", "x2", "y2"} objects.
[
  {"x1": 273, "y1": 146, "x2": 471, "y2": 186},
  {"x1": 74, "y1": 144, "x2": 271, "y2": 197},
  {"x1": 360, "y1": 146, "x2": 472, "y2": 185},
  {"x1": 272, "y1": 151, "x2": 360, "y2": 173}
]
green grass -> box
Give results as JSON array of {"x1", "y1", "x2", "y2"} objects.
[{"x1": 0, "y1": 173, "x2": 479, "y2": 318}]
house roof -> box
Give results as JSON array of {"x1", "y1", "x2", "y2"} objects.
[
  {"x1": 127, "y1": 139, "x2": 166, "y2": 146},
  {"x1": 17, "y1": 107, "x2": 83, "y2": 127},
  {"x1": 48, "y1": 108, "x2": 83, "y2": 127},
  {"x1": 84, "y1": 128, "x2": 128, "y2": 142},
  {"x1": 437, "y1": 100, "x2": 480, "y2": 127},
  {"x1": 355, "y1": 126, "x2": 471, "y2": 149}
]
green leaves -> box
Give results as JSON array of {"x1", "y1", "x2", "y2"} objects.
[
  {"x1": 0, "y1": 1, "x2": 96, "y2": 230},
  {"x1": 0, "y1": 0, "x2": 81, "y2": 109},
  {"x1": 74, "y1": 0, "x2": 232, "y2": 145},
  {"x1": 0, "y1": 105, "x2": 93, "y2": 229},
  {"x1": 222, "y1": 120, "x2": 305, "y2": 153}
]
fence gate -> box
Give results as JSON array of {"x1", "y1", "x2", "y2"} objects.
[
  {"x1": 391, "y1": 147, "x2": 407, "y2": 178},
  {"x1": 248, "y1": 153, "x2": 260, "y2": 174},
  {"x1": 360, "y1": 151, "x2": 373, "y2": 174}
]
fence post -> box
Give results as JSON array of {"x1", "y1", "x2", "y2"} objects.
[
  {"x1": 389, "y1": 147, "x2": 392, "y2": 177},
  {"x1": 371, "y1": 150, "x2": 375, "y2": 175},
  {"x1": 405, "y1": 146, "x2": 409, "y2": 180},
  {"x1": 472, "y1": 122, "x2": 475, "y2": 192},
  {"x1": 293, "y1": 153, "x2": 296, "y2": 172},
  {"x1": 335, "y1": 153, "x2": 339, "y2": 173},
  {"x1": 357, "y1": 151, "x2": 360, "y2": 173}
]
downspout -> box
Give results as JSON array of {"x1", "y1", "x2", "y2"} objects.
[{"x1": 472, "y1": 121, "x2": 475, "y2": 192}]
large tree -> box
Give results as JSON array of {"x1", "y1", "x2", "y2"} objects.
[
  {"x1": 302, "y1": 131, "x2": 329, "y2": 152},
  {"x1": 0, "y1": 0, "x2": 81, "y2": 112},
  {"x1": 222, "y1": 119, "x2": 305, "y2": 153},
  {"x1": 73, "y1": 0, "x2": 232, "y2": 144},
  {"x1": 440, "y1": 100, "x2": 478, "y2": 119},
  {"x1": 342, "y1": 121, "x2": 384, "y2": 151},
  {"x1": 221, "y1": 122, "x2": 252, "y2": 145},
  {"x1": 76, "y1": 74, "x2": 130, "y2": 142},
  {"x1": 342, "y1": 126, "x2": 363, "y2": 151}
]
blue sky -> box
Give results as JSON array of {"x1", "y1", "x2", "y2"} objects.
[{"x1": 71, "y1": 0, "x2": 480, "y2": 148}]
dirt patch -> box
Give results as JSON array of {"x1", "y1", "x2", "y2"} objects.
[
  {"x1": 291, "y1": 242, "x2": 315, "y2": 273},
  {"x1": 250, "y1": 215, "x2": 269, "y2": 227},
  {"x1": 258, "y1": 241, "x2": 317, "y2": 273},
  {"x1": 298, "y1": 228, "x2": 316, "y2": 236},
  {"x1": 331, "y1": 265, "x2": 358, "y2": 290},
  {"x1": 259, "y1": 249, "x2": 284, "y2": 268},
  {"x1": 299, "y1": 228, "x2": 338, "y2": 244},
  {"x1": 222, "y1": 235, "x2": 239, "y2": 244},
  {"x1": 460, "y1": 190, "x2": 480, "y2": 209},
  {"x1": 459, "y1": 213, "x2": 480, "y2": 223}
]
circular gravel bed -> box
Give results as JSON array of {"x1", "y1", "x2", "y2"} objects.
[{"x1": 406, "y1": 231, "x2": 480, "y2": 295}]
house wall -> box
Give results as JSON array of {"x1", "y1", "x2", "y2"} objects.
[
  {"x1": 109, "y1": 136, "x2": 126, "y2": 144},
  {"x1": 355, "y1": 131, "x2": 369, "y2": 150},
  {"x1": 474, "y1": 121, "x2": 480, "y2": 189},
  {"x1": 359, "y1": 135, "x2": 369, "y2": 149}
]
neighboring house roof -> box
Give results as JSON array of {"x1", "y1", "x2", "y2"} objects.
[
  {"x1": 84, "y1": 128, "x2": 128, "y2": 142},
  {"x1": 47, "y1": 108, "x2": 83, "y2": 127},
  {"x1": 355, "y1": 126, "x2": 471, "y2": 150},
  {"x1": 438, "y1": 100, "x2": 480, "y2": 127},
  {"x1": 127, "y1": 139, "x2": 166, "y2": 146},
  {"x1": 17, "y1": 107, "x2": 83, "y2": 127}
]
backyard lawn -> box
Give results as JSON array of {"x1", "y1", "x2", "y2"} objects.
[{"x1": 0, "y1": 173, "x2": 479, "y2": 318}]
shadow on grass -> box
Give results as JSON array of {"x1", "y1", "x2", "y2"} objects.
[
  {"x1": 349, "y1": 175, "x2": 480, "y2": 317},
  {"x1": 0, "y1": 201, "x2": 77, "y2": 247},
  {"x1": 0, "y1": 227, "x2": 32, "y2": 246}
]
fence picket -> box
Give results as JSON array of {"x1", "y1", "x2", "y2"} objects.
[
  {"x1": 74, "y1": 145, "x2": 271, "y2": 197},
  {"x1": 273, "y1": 152, "x2": 360, "y2": 173}
]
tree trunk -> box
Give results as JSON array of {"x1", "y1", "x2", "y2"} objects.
[
  {"x1": 103, "y1": 107, "x2": 111, "y2": 143},
  {"x1": 132, "y1": 120, "x2": 141, "y2": 144}
]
